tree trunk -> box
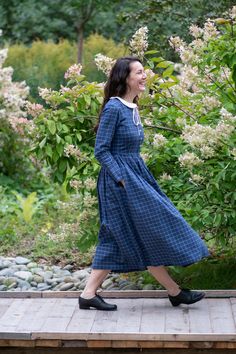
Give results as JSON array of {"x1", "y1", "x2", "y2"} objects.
[{"x1": 77, "y1": 24, "x2": 83, "y2": 64}]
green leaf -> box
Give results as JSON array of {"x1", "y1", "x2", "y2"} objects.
[
  {"x1": 84, "y1": 95, "x2": 91, "y2": 106},
  {"x1": 62, "y1": 124, "x2": 70, "y2": 133},
  {"x1": 76, "y1": 132, "x2": 82, "y2": 141},
  {"x1": 59, "y1": 159, "x2": 67, "y2": 172},
  {"x1": 45, "y1": 145, "x2": 53, "y2": 158},
  {"x1": 162, "y1": 65, "x2": 174, "y2": 78},
  {"x1": 47, "y1": 120, "x2": 56, "y2": 135},
  {"x1": 39, "y1": 137, "x2": 47, "y2": 149},
  {"x1": 145, "y1": 50, "x2": 159, "y2": 55},
  {"x1": 56, "y1": 134, "x2": 61, "y2": 144},
  {"x1": 56, "y1": 144, "x2": 64, "y2": 156},
  {"x1": 156, "y1": 61, "x2": 172, "y2": 68}
]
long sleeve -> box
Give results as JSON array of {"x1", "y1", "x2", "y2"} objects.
[{"x1": 94, "y1": 104, "x2": 123, "y2": 183}]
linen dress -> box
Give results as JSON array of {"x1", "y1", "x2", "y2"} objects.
[{"x1": 91, "y1": 97, "x2": 209, "y2": 273}]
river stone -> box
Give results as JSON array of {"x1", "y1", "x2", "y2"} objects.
[
  {"x1": 0, "y1": 260, "x2": 12, "y2": 269},
  {"x1": 17, "y1": 280, "x2": 31, "y2": 289},
  {"x1": 63, "y1": 264, "x2": 74, "y2": 271},
  {"x1": 0, "y1": 276, "x2": 6, "y2": 284},
  {"x1": 12, "y1": 264, "x2": 28, "y2": 271},
  {"x1": 59, "y1": 282, "x2": 74, "y2": 291},
  {"x1": 72, "y1": 270, "x2": 89, "y2": 280},
  {"x1": 30, "y1": 281, "x2": 38, "y2": 287},
  {"x1": 0, "y1": 268, "x2": 14, "y2": 277},
  {"x1": 14, "y1": 271, "x2": 33, "y2": 281},
  {"x1": 46, "y1": 278, "x2": 60, "y2": 285},
  {"x1": 43, "y1": 271, "x2": 53, "y2": 280},
  {"x1": 54, "y1": 269, "x2": 71, "y2": 277},
  {"x1": 101, "y1": 278, "x2": 114, "y2": 289},
  {"x1": 27, "y1": 262, "x2": 38, "y2": 268},
  {"x1": 64, "y1": 276, "x2": 74, "y2": 283},
  {"x1": 37, "y1": 284, "x2": 52, "y2": 291},
  {"x1": 143, "y1": 284, "x2": 156, "y2": 290},
  {"x1": 121, "y1": 283, "x2": 139, "y2": 290},
  {"x1": 15, "y1": 256, "x2": 31, "y2": 265},
  {"x1": 0, "y1": 285, "x2": 7, "y2": 291},
  {"x1": 32, "y1": 275, "x2": 44, "y2": 283}
]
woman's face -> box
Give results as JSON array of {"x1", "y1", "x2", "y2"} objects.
[{"x1": 126, "y1": 61, "x2": 147, "y2": 96}]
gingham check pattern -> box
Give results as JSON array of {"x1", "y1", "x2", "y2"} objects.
[{"x1": 92, "y1": 98, "x2": 209, "y2": 272}]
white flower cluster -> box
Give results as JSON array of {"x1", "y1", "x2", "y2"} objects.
[
  {"x1": 160, "y1": 173, "x2": 172, "y2": 181},
  {"x1": 189, "y1": 25, "x2": 204, "y2": 38},
  {"x1": 178, "y1": 152, "x2": 203, "y2": 169},
  {"x1": 129, "y1": 26, "x2": 148, "y2": 58},
  {"x1": 203, "y1": 19, "x2": 220, "y2": 41},
  {"x1": 189, "y1": 173, "x2": 205, "y2": 184},
  {"x1": 0, "y1": 39, "x2": 29, "y2": 134},
  {"x1": 64, "y1": 144, "x2": 82, "y2": 160},
  {"x1": 64, "y1": 64, "x2": 82, "y2": 80},
  {"x1": 152, "y1": 133, "x2": 167, "y2": 148},
  {"x1": 70, "y1": 179, "x2": 83, "y2": 190},
  {"x1": 84, "y1": 177, "x2": 96, "y2": 190},
  {"x1": 180, "y1": 108, "x2": 235, "y2": 159},
  {"x1": 230, "y1": 6, "x2": 236, "y2": 19},
  {"x1": 38, "y1": 87, "x2": 54, "y2": 102},
  {"x1": 26, "y1": 102, "x2": 44, "y2": 118},
  {"x1": 230, "y1": 148, "x2": 236, "y2": 160},
  {"x1": 201, "y1": 96, "x2": 221, "y2": 112},
  {"x1": 140, "y1": 152, "x2": 149, "y2": 162},
  {"x1": 83, "y1": 194, "x2": 97, "y2": 208},
  {"x1": 94, "y1": 53, "x2": 115, "y2": 77},
  {"x1": 220, "y1": 108, "x2": 236, "y2": 124}
]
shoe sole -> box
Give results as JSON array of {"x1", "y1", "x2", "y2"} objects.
[{"x1": 79, "y1": 305, "x2": 117, "y2": 311}]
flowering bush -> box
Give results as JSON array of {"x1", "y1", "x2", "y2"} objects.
[
  {"x1": 29, "y1": 6, "x2": 236, "y2": 249},
  {"x1": 0, "y1": 30, "x2": 32, "y2": 179},
  {"x1": 140, "y1": 7, "x2": 236, "y2": 247}
]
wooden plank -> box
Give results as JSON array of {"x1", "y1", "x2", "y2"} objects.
[
  {"x1": 37, "y1": 298, "x2": 77, "y2": 332},
  {"x1": 164, "y1": 299, "x2": 190, "y2": 333},
  {"x1": 0, "y1": 299, "x2": 13, "y2": 318},
  {"x1": 66, "y1": 304, "x2": 97, "y2": 333},
  {"x1": 208, "y1": 298, "x2": 236, "y2": 333},
  {"x1": 114, "y1": 298, "x2": 143, "y2": 333},
  {"x1": 89, "y1": 299, "x2": 121, "y2": 333},
  {"x1": 0, "y1": 339, "x2": 34, "y2": 347},
  {"x1": 15, "y1": 298, "x2": 57, "y2": 332},
  {"x1": 0, "y1": 299, "x2": 33, "y2": 332},
  {"x1": 189, "y1": 298, "x2": 212, "y2": 333},
  {"x1": 230, "y1": 298, "x2": 236, "y2": 329},
  {"x1": 140, "y1": 298, "x2": 166, "y2": 333},
  {"x1": 1, "y1": 289, "x2": 236, "y2": 299},
  {"x1": 30, "y1": 332, "x2": 236, "y2": 341},
  {"x1": 0, "y1": 292, "x2": 41, "y2": 298}
]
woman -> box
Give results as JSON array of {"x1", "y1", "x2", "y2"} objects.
[{"x1": 79, "y1": 56, "x2": 209, "y2": 311}]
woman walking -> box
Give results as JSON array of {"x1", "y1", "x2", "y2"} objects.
[{"x1": 79, "y1": 56, "x2": 209, "y2": 311}]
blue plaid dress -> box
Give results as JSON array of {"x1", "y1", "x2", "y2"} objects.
[{"x1": 92, "y1": 97, "x2": 209, "y2": 272}]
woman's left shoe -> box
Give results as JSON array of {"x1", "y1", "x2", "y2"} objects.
[
  {"x1": 79, "y1": 293, "x2": 117, "y2": 311},
  {"x1": 168, "y1": 288, "x2": 205, "y2": 307}
]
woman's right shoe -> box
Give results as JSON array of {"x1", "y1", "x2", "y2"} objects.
[
  {"x1": 79, "y1": 294, "x2": 117, "y2": 311},
  {"x1": 168, "y1": 288, "x2": 205, "y2": 307}
]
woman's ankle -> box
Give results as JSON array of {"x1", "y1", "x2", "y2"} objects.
[
  {"x1": 80, "y1": 291, "x2": 96, "y2": 299},
  {"x1": 167, "y1": 287, "x2": 181, "y2": 297}
]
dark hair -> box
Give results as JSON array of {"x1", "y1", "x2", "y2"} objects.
[{"x1": 94, "y1": 56, "x2": 142, "y2": 133}]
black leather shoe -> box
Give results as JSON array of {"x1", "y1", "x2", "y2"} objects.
[
  {"x1": 168, "y1": 288, "x2": 205, "y2": 307},
  {"x1": 79, "y1": 294, "x2": 117, "y2": 311}
]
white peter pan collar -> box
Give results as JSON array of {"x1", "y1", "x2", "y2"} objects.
[
  {"x1": 110, "y1": 96, "x2": 137, "y2": 108},
  {"x1": 110, "y1": 96, "x2": 142, "y2": 127}
]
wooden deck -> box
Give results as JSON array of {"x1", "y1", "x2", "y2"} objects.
[{"x1": 0, "y1": 290, "x2": 236, "y2": 353}]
